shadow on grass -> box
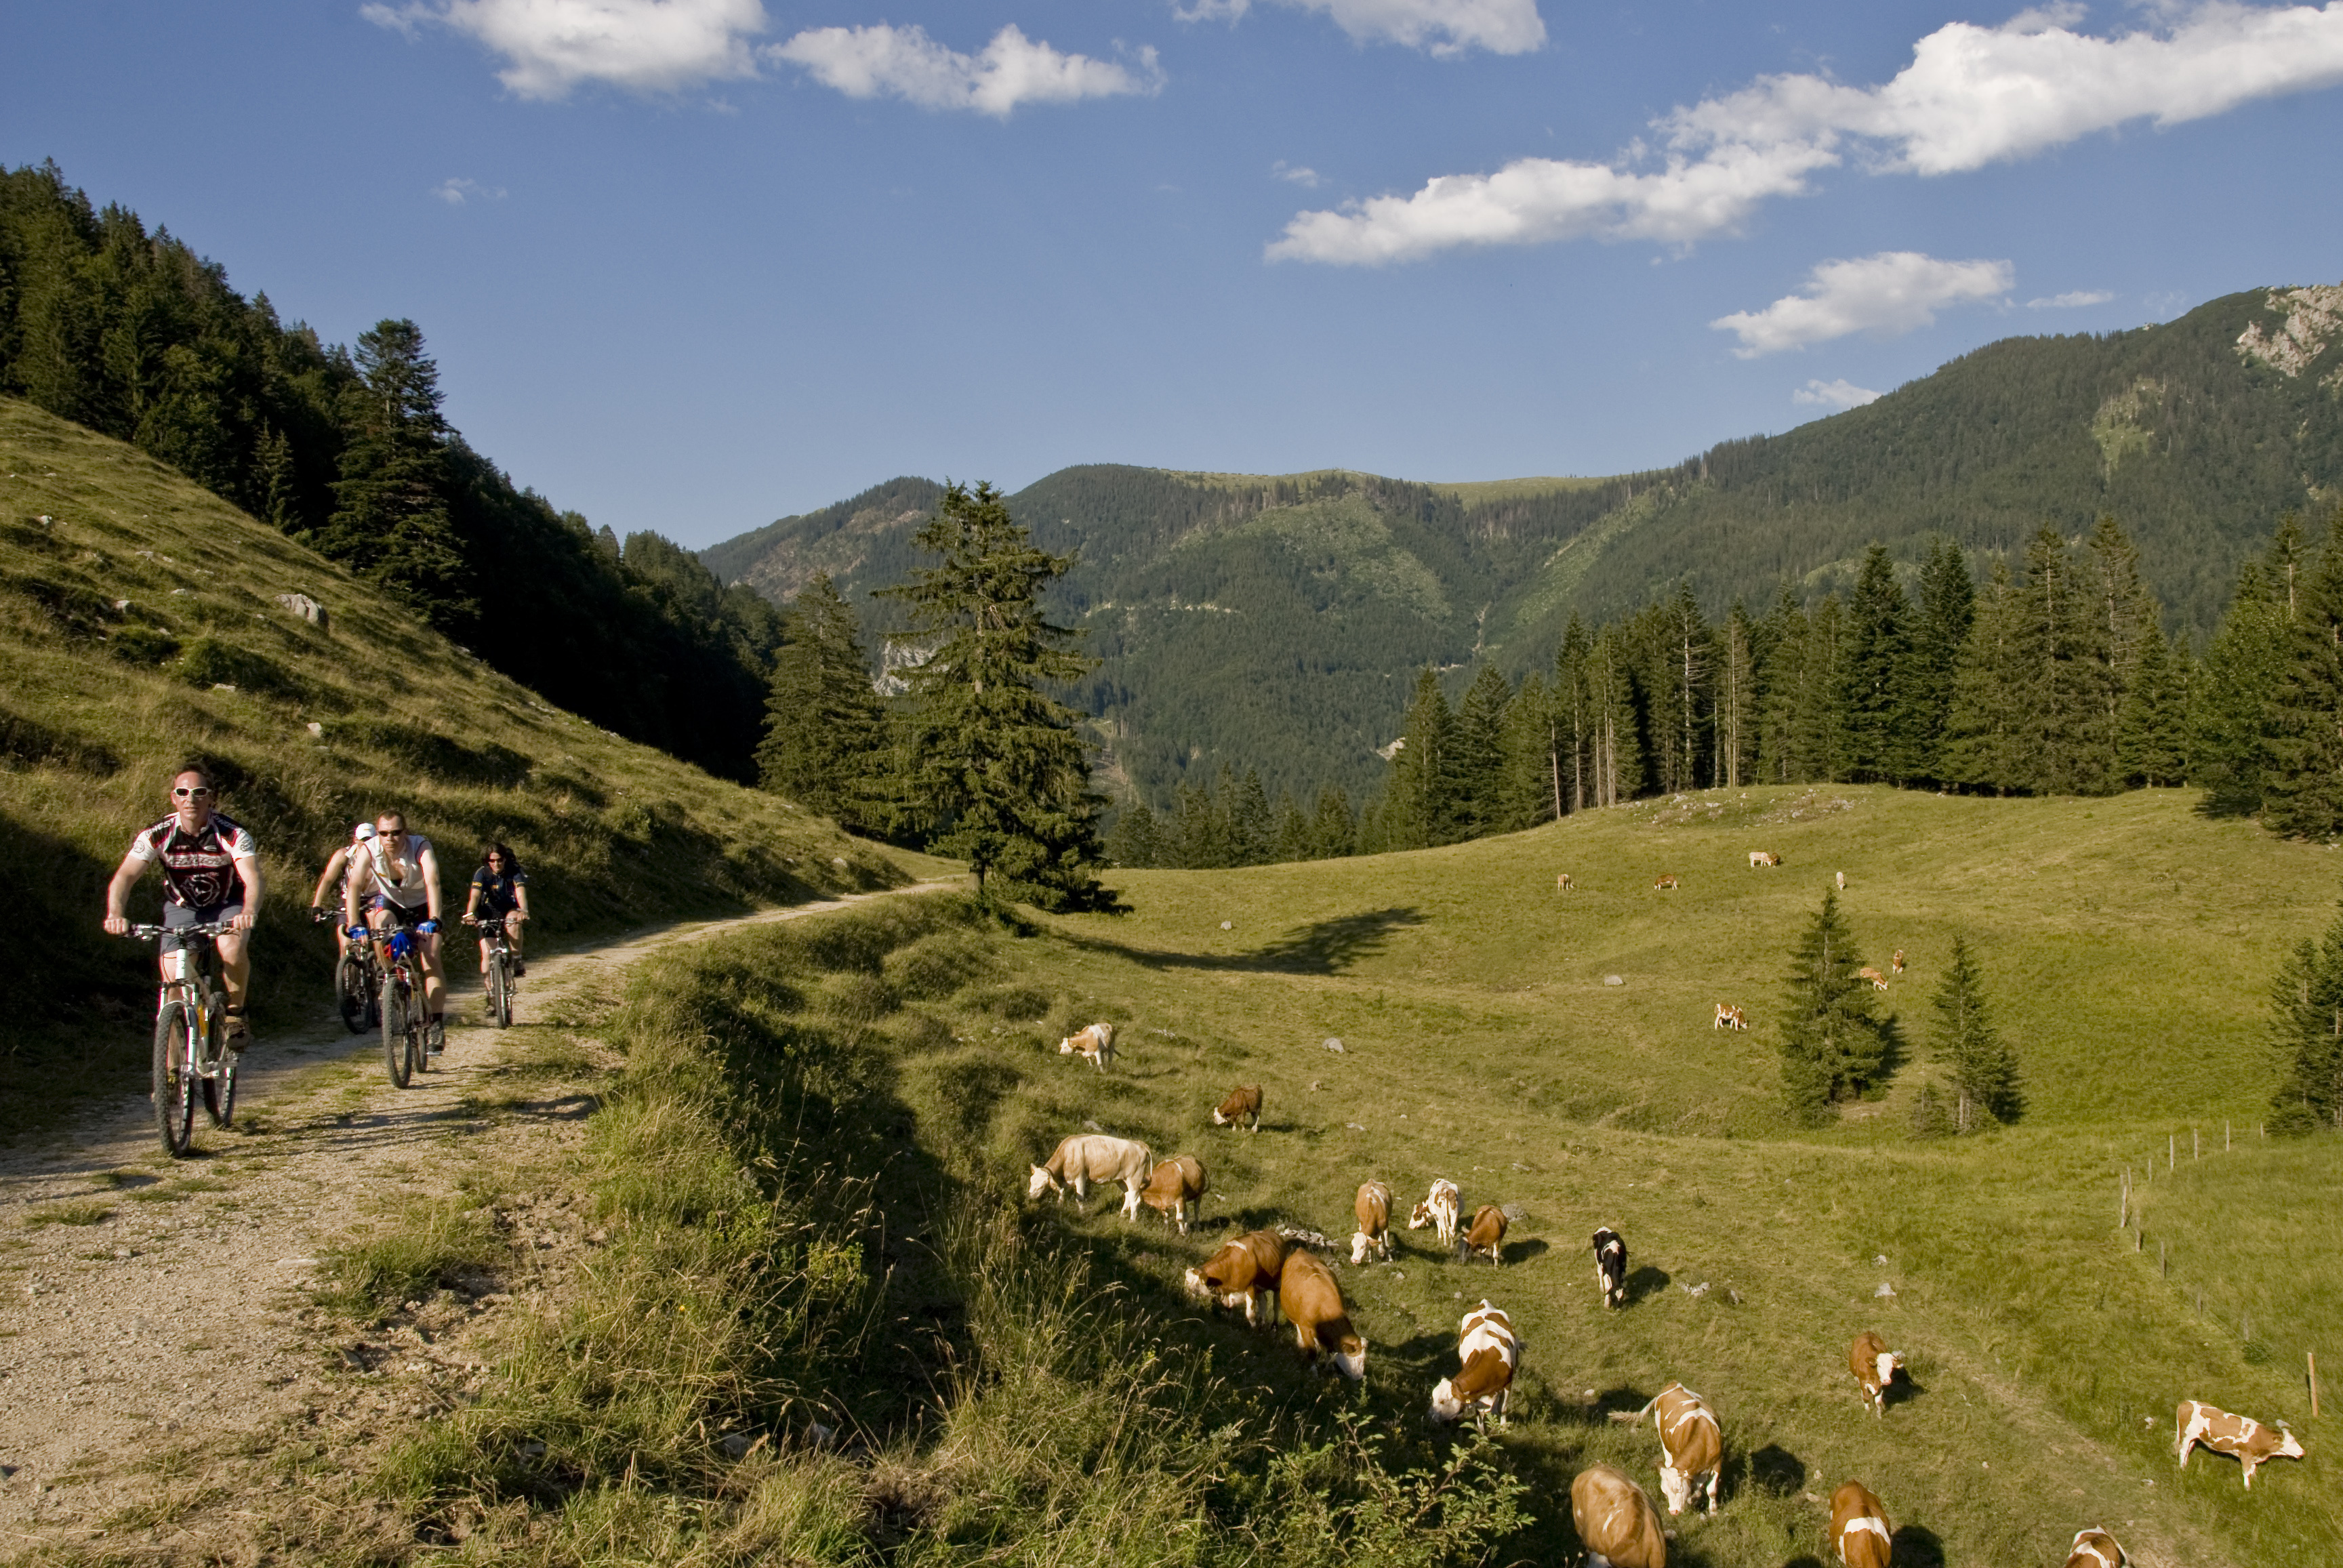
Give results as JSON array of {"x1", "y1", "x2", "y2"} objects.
[
  {"x1": 1626, "y1": 1264, "x2": 1672, "y2": 1303},
  {"x1": 1501, "y1": 1237, "x2": 1551, "y2": 1265},
  {"x1": 1057, "y1": 906, "x2": 1428, "y2": 976},
  {"x1": 1890, "y1": 1523, "x2": 1947, "y2": 1567},
  {"x1": 1743, "y1": 1441, "x2": 1808, "y2": 1496}
]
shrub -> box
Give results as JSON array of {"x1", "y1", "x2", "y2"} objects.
[{"x1": 178, "y1": 635, "x2": 293, "y2": 695}]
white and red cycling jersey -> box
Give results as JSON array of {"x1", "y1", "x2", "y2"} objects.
[{"x1": 127, "y1": 813, "x2": 258, "y2": 909}]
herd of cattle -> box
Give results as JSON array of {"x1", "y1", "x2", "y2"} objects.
[{"x1": 1030, "y1": 987, "x2": 2304, "y2": 1565}]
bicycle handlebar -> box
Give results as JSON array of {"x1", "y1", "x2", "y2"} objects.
[{"x1": 123, "y1": 922, "x2": 236, "y2": 940}]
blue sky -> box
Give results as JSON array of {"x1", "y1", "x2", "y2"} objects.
[{"x1": 9, "y1": 2, "x2": 2343, "y2": 548}]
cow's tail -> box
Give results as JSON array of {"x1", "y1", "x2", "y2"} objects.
[{"x1": 1606, "y1": 1391, "x2": 1665, "y2": 1427}]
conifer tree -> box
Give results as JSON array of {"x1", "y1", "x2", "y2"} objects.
[
  {"x1": 2192, "y1": 519, "x2": 2305, "y2": 814},
  {"x1": 2116, "y1": 623, "x2": 2192, "y2": 787},
  {"x1": 755, "y1": 572, "x2": 890, "y2": 833},
  {"x1": 1942, "y1": 561, "x2": 2028, "y2": 793},
  {"x1": 1273, "y1": 791, "x2": 1311, "y2": 863},
  {"x1": 312, "y1": 318, "x2": 472, "y2": 625},
  {"x1": 2085, "y1": 516, "x2": 2159, "y2": 776},
  {"x1": 1789, "y1": 594, "x2": 1848, "y2": 781},
  {"x1": 1454, "y1": 664, "x2": 1513, "y2": 833},
  {"x1": 1106, "y1": 800, "x2": 1163, "y2": 868},
  {"x1": 1554, "y1": 615, "x2": 1596, "y2": 812},
  {"x1": 1931, "y1": 936, "x2": 2020, "y2": 1130},
  {"x1": 1309, "y1": 786, "x2": 1358, "y2": 859},
  {"x1": 2016, "y1": 524, "x2": 2116, "y2": 795},
  {"x1": 1756, "y1": 584, "x2": 1810, "y2": 784},
  {"x1": 1717, "y1": 600, "x2": 1757, "y2": 789},
  {"x1": 1778, "y1": 889, "x2": 1888, "y2": 1122},
  {"x1": 1230, "y1": 766, "x2": 1275, "y2": 865},
  {"x1": 1168, "y1": 780, "x2": 1219, "y2": 868},
  {"x1": 1500, "y1": 673, "x2": 1561, "y2": 828},
  {"x1": 1652, "y1": 583, "x2": 1713, "y2": 793},
  {"x1": 2269, "y1": 901, "x2": 2343, "y2": 1133},
  {"x1": 1389, "y1": 669, "x2": 1460, "y2": 846},
  {"x1": 2262, "y1": 506, "x2": 2343, "y2": 838},
  {"x1": 1588, "y1": 628, "x2": 1643, "y2": 806},
  {"x1": 1841, "y1": 544, "x2": 1914, "y2": 784},
  {"x1": 879, "y1": 481, "x2": 1112, "y2": 910},
  {"x1": 1906, "y1": 539, "x2": 1976, "y2": 782}
]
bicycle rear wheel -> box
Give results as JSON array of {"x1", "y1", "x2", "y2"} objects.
[
  {"x1": 335, "y1": 948, "x2": 367, "y2": 1034},
  {"x1": 488, "y1": 950, "x2": 511, "y2": 1028},
  {"x1": 383, "y1": 978, "x2": 413, "y2": 1088},
  {"x1": 152, "y1": 999, "x2": 196, "y2": 1157}
]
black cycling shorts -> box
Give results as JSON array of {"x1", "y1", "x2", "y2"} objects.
[
  {"x1": 372, "y1": 896, "x2": 432, "y2": 931},
  {"x1": 161, "y1": 901, "x2": 243, "y2": 955}
]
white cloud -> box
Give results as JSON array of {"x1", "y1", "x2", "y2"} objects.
[
  {"x1": 1272, "y1": 161, "x2": 1323, "y2": 186},
  {"x1": 1273, "y1": 3, "x2": 2343, "y2": 263},
  {"x1": 365, "y1": 0, "x2": 769, "y2": 98},
  {"x1": 2027, "y1": 288, "x2": 2116, "y2": 307},
  {"x1": 1711, "y1": 251, "x2": 2013, "y2": 357},
  {"x1": 1793, "y1": 377, "x2": 1884, "y2": 409},
  {"x1": 771, "y1": 24, "x2": 1162, "y2": 115},
  {"x1": 1175, "y1": 0, "x2": 1544, "y2": 56},
  {"x1": 432, "y1": 176, "x2": 508, "y2": 204}
]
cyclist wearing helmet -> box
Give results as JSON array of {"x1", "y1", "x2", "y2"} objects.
[
  {"x1": 101, "y1": 765, "x2": 265, "y2": 1045},
  {"x1": 308, "y1": 821, "x2": 378, "y2": 961},
  {"x1": 344, "y1": 810, "x2": 447, "y2": 1050},
  {"x1": 463, "y1": 842, "x2": 531, "y2": 978}
]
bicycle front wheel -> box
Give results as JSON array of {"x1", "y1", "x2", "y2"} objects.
[
  {"x1": 152, "y1": 999, "x2": 196, "y2": 1157},
  {"x1": 203, "y1": 991, "x2": 237, "y2": 1129},
  {"x1": 383, "y1": 978, "x2": 413, "y2": 1088},
  {"x1": 488, "y1": 951, "x2": 511, "y2": 1029}
]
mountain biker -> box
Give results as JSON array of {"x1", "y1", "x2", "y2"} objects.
[
  {"x1": 462, "y1": 842, "x2": 530, "y2": 978},
  {"x1": 101, "y1": 765, "x2": 266, "y2": 1046},
  {"x1": 344, "y1": 810, "x2": 447, "y2": 1050},
  {"x1": 308, "y1": 821, "x2": 377, "y2": 960}
]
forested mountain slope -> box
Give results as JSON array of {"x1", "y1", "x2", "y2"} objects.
[{"x1": 714, "y1": 284, "x2": 2343, "y2": 810}]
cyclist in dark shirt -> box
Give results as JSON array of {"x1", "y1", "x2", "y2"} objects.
[
  {"x1": 102, "y1": 765, "x2": 266, "y2": 1044},
  {"x1": 464, "y1": 843, "x2": 531, "y2": 978}
]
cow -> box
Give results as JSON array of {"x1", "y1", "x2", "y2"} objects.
[
  {"x1": 1570, "y1": 1464, "x2": 1667, "y2": 1568},
  {"x1": 1830, "y1": 1481, "x2": 1892, "y2": 1568},
  {"x1": 1350, "y1": 1180, "x2": 1393, "y2": 1264},
  {"x1": 1713, "y1": 1003, "x2": 1747, "y2": 1031},
  {"x1": 1137, "y1": 1155, "x2": 1208, "y2": 1235},
  {"x1": 1855, "y1": 966, "x2": 1890, "y2": 991},
  {"x1": 1183, "y1": 1229, "x2": 1287, "y2": 1326},
  {"x1": 1890, "y1": 949, "x2": 1906, "y2": 975},
  {"x1": 1749, "y1": 850, "x2": 1781, "y2": 868},
  {"x1": 2064, "y1": 1528, "x2": 2125, "y2": 1568},
  {"x1": 2175, "y1": 1399, "x2": 2305, "y2": 1488},
  {"x1": 1429, "y1": 1300, "x2": 1518, "y2": 1427},
  {"x1": 1557, "y1": 871, "x2": 1575, "y2": 892},
  {"x1": 1847, "y1": 1332, "x2": 1904, "y2": 1416},
  {"x1": 1408, "y1": 1178, "x2": 1463, "y2": 1252},
  {"x1": 1593, "y1": 1226, "x2": 1628, "y2": 1308},
  {"x1": 1277, "y1": 1248, "x2": 1366, "y2": 1380},
  {"x1": 1461, "y1": 1203, "x2": 1508, "y2": 1266},
  {"x1": 1624, "y1": 1382, "x2": 1721, "y2": 1516},
  {"x1": 1835, "y1": 871, "x2": 1847, "y2": 891},
  {"x1": 1211, "y1": 1084, "x2": 1263, "y2": 1133},
  {"x1": 1027, "y1": 1134, "x2": 1155, "y2": 1218},
  {"x1": 1654, "y1": 873, "x2": 1681, "y2": 890},
  {"x1": 1058, "y1": 1020, "x2": 1117, "y2": 1071}
]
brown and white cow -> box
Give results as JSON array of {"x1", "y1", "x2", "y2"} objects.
[
  {"x1": 1557, "y1": 871, "x2": 1575, "y2": 892},
  {"x1": 2063, "y1": 1527, "x2": 2125, "y2": 1568},
  {"x1": 1137, "y1": 1155, "x2": 1208, "y2": 1235},
  {"x1": 1182, "y1": 1229, "x2": 1288, "y2": 1327},
  {"x1": 1408, "y1": 1178, "x2": 1463, "y2": 1251},
  {"x1": 1278, "y1": 1248, "x2": 1366, "y2": 1380},
  {"x1": 1847, "y1": 1332, "x2": 1904, "y2": 1416},
  {"x1": 1462, "y1": 1203, "x2": 1508, "y2": 1266},
  {"x1": 1350, "y1": 1180, "x2": 1393, "y2": 1264},
  {"x1": 1212, "y1": 1084, "x2": 1263, "y2": 1132},
  {"x1": 1028, "y1": 1134, "x2": 1155, "y2": 1218},
  {"x1": 1593, "y1": 1226, "x2": 1628, "y2": 1308},
  {"x1": 1855, "y1": 966, "x2": 1890, "y2": 991},
  {"x1": 1058, "y1": 1020, "x2": 1117, "y2": 1071},
  {"x1": 1570, "y1": 1464, "x2": 1667, "y2": 1568},
  {"x1": 1654, "y1": 873, "x2": 1681, "y2": 890},
  {"x1": 1627, "y1": 1382, "x2": 1721, "y2": 1517},
  {"x1": 1749, "y1": 850, "x2": 1782, "y2": 868},
  {"x1": 2176, "y1": 1399, "x2": 2305, "y2": 1488},
  {"x1": 1713, "y1": 1002, "x2": 1748, "y2": 1031},
  {"x1": 1830, "y1": 1480, "x2": 1892, "y2": 1568},
  {"x1": 1890, "y1": 949, "x2": 1906, "y2": 976},
  {"x1": 1429, "y1": 1300, "x2": 1518, "y2": 1426}
]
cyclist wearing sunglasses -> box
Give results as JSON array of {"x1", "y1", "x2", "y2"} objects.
[
  {"x1": 344, "y1": 809, "x2": 449, "y2": 1050},
  {"x1": 102, "y1": 765, "x2": 265, "y2": 1044}
]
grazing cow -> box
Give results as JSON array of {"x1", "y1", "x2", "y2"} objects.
[
  {"x1": 1212, "y1": 1084, "x2": 1263, "y2": 1133},
  {"x1": 1027, "y1": 1134, "x2": 1156, "y2": 1218},
  {"x1": 1429, "y1": 1300, "x2": 1518, "y2": 1426},
  {"x1": 1847, "y1": 1332, "x2": 1904, "y2": 1416},
  {"x1": 1350, "y1": 1180, "x2": 1393, "y2": 1264},
  {"x1": 1058, "y1": 1021, "x2": 1117, "y2": 1071},
  {"x1": 1462, "y1": 1203, "x2": 1508, "y2": 1266},
  {"x1": 1835, "y1": 871, "x2": 1847, "y2": 891},
  {"x1": 2175, "y1": 1399, "x2": 2305, "y2": 1488},
  {"x1": 1570, "y1": 1464, "x2": 1667, "y2": 1568},
  {"x1": 1557, "y1": 871, "x2": 1575, "y2": 892},
  {"x1": 1855, "y1": 966, "x2": 1890, "y2": 991},
  {"x1": 1592, "y1": 1226, "x2": 1628, "y2": 1308},
  {"x1": 1137, "y1": 1155, "x2": 1208, "y2": 1235},
  {"x1": 1278, "y1": 1249, "x2": 1366, "y2": 1380},
  {"x1": 1408, "y1": 1178, "x2": 1463, "y2": 1252},
  {"x1": 1626, "y1": 1382, "x2": 1722, "y2": 1516},
  {"x1": 1830, "y1": 1481, "x2": 1892, "y2": 1568},
  {"x1": 1183, "y1": 1229, "x2": 1288, "y2": 1326},
  {"x1": 1654, "y1": 873, "x2": 1681, "y2": 890},
  {"x1": 2064, "y1": 1528, "x2": 2125, "y2": 1568},
  {"x1": 1890, "y1": 949, "x2": 1906, "y2": 976},
  {"x1": 1713, "y1": 1002, "x2": 1748, "y2": 1031},
  {"x1": 1749, "y1": 850, "x2": 1781, "y2": 868}
]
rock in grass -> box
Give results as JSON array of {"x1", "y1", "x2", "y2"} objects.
[
  {"x1": 1324, "y1": 1037, "x2": 1345, "y2": 1052},
  {"x1": 1603, "y1": 975, "x2": 1625, "y2": 987},
  {"x1": 719, "y1": 1432, "x2": 753, "y2": 1460}
]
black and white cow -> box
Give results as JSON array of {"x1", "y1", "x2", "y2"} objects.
[{"x1": 1592, "y1": 1226, "x2": 1628, "y2": 1309}]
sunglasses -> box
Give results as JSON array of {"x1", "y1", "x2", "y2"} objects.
[{"x1": 173, "y1": 786, "x2": 215, "y2": 798}]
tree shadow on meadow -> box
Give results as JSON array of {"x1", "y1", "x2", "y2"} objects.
[{"x1": 1057, "y1": 906, "x2": 1428, "y2": 976}]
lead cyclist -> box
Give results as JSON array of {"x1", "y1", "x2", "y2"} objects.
[{"x1": 101, "y1": 764, "x2": 265, "y2": 1044}]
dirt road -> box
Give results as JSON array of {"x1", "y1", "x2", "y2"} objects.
[{"x1": 0, "y1": 886, "x2": 955, "y2": 1555}]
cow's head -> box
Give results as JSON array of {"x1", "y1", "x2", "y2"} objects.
[
  {"x1": 2276, "y1": 1425, "x2": 2306, "y2": 1460},
  {"x1": 1211, "y1": 1107, "x2": 1229, "y2": 1125},
  {"x1": 1408, "y1": 1202, "x2": 1435, "y2": 1230},
  {"x1": 1181, "y1": 1265, "x2": 1213, "y2": 1302},
  {"x1": 1876, "y1": 1349, "x2": 1904, "y2": 1388},
  {"x1": 1427, "y1": 1376, "x2": 1466, "y2": 1424},
  {"x1": 1058, "y1": 1037, "x2": 1078, "y2": 1054},
  {"x1": 1656, "y1": 1461, "x2": 1693, "y2": 1516},
  {"x1": 1332, "y1": 1335, "x2": 1368, "y2": 1382},
  {"x1": 1351, "y1": 1231, "x2": 1374, "y2": 1265},
  {"x1": 1026, "y1": 1164, "x2": 1059, "y2": 1200}
]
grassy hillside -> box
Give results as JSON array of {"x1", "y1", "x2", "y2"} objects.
[
  {"x1": 365, "y1": 787, "x2": 2341, "y2": 1566},
  {"x1": 0, "y1": 395, "x2": 944, "y2": 1128}
]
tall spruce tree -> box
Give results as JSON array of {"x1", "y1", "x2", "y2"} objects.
[
  {"x1": 1942, "y1": 561, "x2": 2029, "y2": 793},
  {"x1": 880, "y1": 481, "x2": 1112, "y2": 910},
  {"x1": 1756, "y1": 583, "x2": 1810, "y2": 784},
  {"x1": 312, "y1": 319, "x2": 472, "y2": 625},
  {"x1": 1931, "y1": 936, "x2": 2020, "y2": 1130},
  {"x1": 1588, "y1": 627, "x2": 1644, "y2": 806},
  {"x1": 2193, "y1": 519, "x2": 2306, "y2": 814},
  {"x1": 1230, "y1": 766, "x2": 1276, "y2": 865},
  {"x1": 1789, "y1": 594, "x2": 1849, "y2": 782},
  {"x1": 1842, "y1": 544, "x2": 1915, "y2": 784},
  {"x1": 1309, "y1": 785, "x2": 1358, "y2": 859},
  {"x1": 1906, "y1": 538, "x2": 1976, "y2": 783},
  {"x1": 1653, "y1": 583, "x2": 1713, "y2": 793},
  {"x1": 1501, "y1": 673, "x2": 1561, "y2": 829},
  {"x1": 1778, "y1": 888, "x2": 1889, "y2": 1121},
  {"x1": 755, "y1": 572, "x2": 891, "y2": 833},
  {"x1": 2269, "y1": 901, "x2": 2343, "y2": 1133},
  {"x1": 1717, "y1": 600, "x2": 1757, "y2": 789},
  {"x1": 2016, "y1": 524, "x2": 2117, "y2": 795},
  {"x1": 2085, "y1": 516, "x2": 2159, "y2": 779},
  {"x1": 1390, "y1": 669, "x2": 1461, "y2": 846},
  {"x1": 1105, "y1": 800, "x2": 1163, "y2": 868},
  {"x1": 2116, "y1": 623, "x2": 2192, "y2": 787},
  {"x1": 1555, "y1": 615, "x2": 1597, "y2": 812},
  {"x1": 2262, "y1": 506, "x2": 2343, "y2": 838},
  {"x1": 1272, "y1": 791, "x2": 1311, "y2": 863},
  {"x1": 1454, "y1": 664, "x2": 1514, "y2": 834}
]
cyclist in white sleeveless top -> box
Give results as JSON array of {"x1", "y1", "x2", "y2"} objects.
[
  {"x1": 344, "y1": 809, "x2": 449, "y2": 1050},
  {"x1": 307, "y1": 821, "x2": 376, "y2": 963}
]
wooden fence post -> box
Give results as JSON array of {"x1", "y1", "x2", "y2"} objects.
[
  {"x1": 2312, "y1": 1351, "x2": 2322, "y2": 1420},
  {"x1": 2193, "y1": 1128, "x2": 2200, "y2": 1160},
  {"x1": 2169, "y1": 1134, "x2": 2176, "y2": 1172},
  {"x1": 2226, "y1": 1119, "x2": 2232, "y2": 1151}
]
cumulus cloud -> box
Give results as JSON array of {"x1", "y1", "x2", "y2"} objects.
[
  {"x1": 364, "y1": 0, "x2": 769, "y2": 98},
  {"x1": 771, "y1": 23, "x2": 1162, "y2": 115},
  {"x1": 1272, "y1": 3, "x2": 2343, "y2": 263},
  {"x1": 2027, "y1": 288, "x2": 2117, "y2": 307},
  {"x1": 1793, "y1": 377, "x2": 1884, "y2": 409},
  {"x1": 1175, "y1": 0, "x2": 1544, "y2": 56},
  {"x1": 1272, "y1": 161, "x2": 1324, "y2": 186},
  {"x1": 1711, "y1": 252, "x2": 2013, "y2": 357},
  {"x1": 432, "y1": 176, "x2": 508, "y2": 204}
]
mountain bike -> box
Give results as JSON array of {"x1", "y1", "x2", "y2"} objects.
[
  {"x1": 124, "y1": 920, "x2": 238, "y2": 1157},
  {"x1": 321, "y1": 907, "x2": 379, "y2": 1034},
  {"x1": 371, "y1": 925, "x2": 430, "y2": 1088},
  {"x1": 466, "y1": 913, "x2": 516, "y2": 1029}
]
